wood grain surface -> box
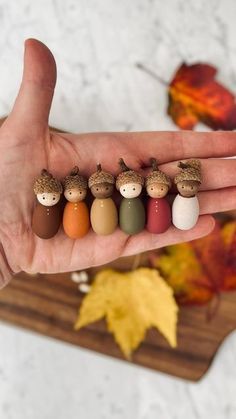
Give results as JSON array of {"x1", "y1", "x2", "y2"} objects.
[{"x1": 0, "y1": 267, "x2": 236, "y2": 382}]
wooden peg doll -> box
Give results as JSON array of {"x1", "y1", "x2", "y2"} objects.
[
  {"x1": 89, "y1": 164, "x2": 118, "y2": 235},
  {"x1": 146, "y1": 158, "x2": 172, "y2": 234},
  {"x1": 172, "y1": 159, "x2": 202, "y2": 230},
  {"x1": 32, "y1": 169, "x2": 63, "y2": 239},
  {"x1": 116, "y1": 158, "x2": 145, "y2": 235},
  {"x1": 62, "y1": 166, "x2": 90, "y2": 239}
]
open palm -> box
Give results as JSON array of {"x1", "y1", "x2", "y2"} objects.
[{"x1": 0, "y1": 39, "x2": 236, "y2": 287}]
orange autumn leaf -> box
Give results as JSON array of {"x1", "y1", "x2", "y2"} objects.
[
  {"x1": 152, "y1": 221, "x2": 236, "y2": 305},
  {"x1": 168, "y1": 63, "x2": 236, "y2": 130}
]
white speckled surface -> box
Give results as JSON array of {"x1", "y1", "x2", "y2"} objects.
[{"x1": 0, "y1": 0, "x2": 236, "y2": 417}]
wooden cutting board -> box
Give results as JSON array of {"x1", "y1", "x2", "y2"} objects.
[{"x1": 0, "y1": 267, "x2": 236, "y2": 382}]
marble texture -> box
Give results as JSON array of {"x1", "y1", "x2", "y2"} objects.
[
  {"x1": 1, "y1": 323, "x2": 236, "y2": 419},
  {"x1": 0, "y1": 0, "x2": 236, "y2": 418}
]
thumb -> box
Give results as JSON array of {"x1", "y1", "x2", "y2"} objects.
[{"x1": 6, "y1": 38, "x2": 57, "y2": 136}]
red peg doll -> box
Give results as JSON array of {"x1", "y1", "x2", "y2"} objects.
[{"x1": 145, "y1": 158, "x2": 172, "y2": 234}]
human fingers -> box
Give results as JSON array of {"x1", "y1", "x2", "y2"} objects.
[
  {"x1": 198, "y1": 187, "x2": 236, "y2": 215},
  {"x1": 58, "y1": 131, "x2": 236, "y2": 177},
  {"x1": 127, "y1": 130, "x2": 236, "y2": 163},
  {"x1": 3, "y1": 38, "x2": 56, "y2": 138},
  {"x1": 156, "y1": 157, "x2": 236, "y2": 192}
]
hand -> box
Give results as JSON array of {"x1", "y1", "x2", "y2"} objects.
[{"x1": 0, "y1": 38, "x2": 235, "y2": 287}]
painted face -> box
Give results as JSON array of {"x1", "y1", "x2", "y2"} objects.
[
  {"x1": 177, "y1": 180, "x2": 200, "y2": 197},
  {"x1": 37, "y1": 192, "x2": 61, "y2": 206},
  {"x1": 64, "y1": 187, "x2": 87, "y2": 202},
  {"x1": 91, "y1": 182, "x2": 114, "y2": 199},
  {"x1": 147, "y1": 183, "x2": 169, "y2": 199},
  {"x1": 120, "y1": 183, "x2": 142, "y2": 198}
]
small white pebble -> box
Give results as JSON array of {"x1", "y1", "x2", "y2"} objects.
[
  {"x1": 70, "y1": 272, "x2": 81, "y2": 283},
  {"x1": 79, "y1": 271, "x2": 89, "y2": 282},
  {"x1": 78, "y1": 283, "x2": 91, "y2": 293},
  {"x1": 70, "y1": 271, "x2": 89, "y2": 283}
]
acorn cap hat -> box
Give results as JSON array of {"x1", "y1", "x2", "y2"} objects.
[
  {"x1": 174, "y1": 159, "x2": 202, "y2": 184},
  {"x1": 145, "y1": 158, "x2": 171, "y2": 188},
  {"x1": 33, "y1": 169, "x2": 63, "y2": 195},
  {"x1": 63, "y1": 166, "x2": 87, "y2": 190},
  {"x1": 116, "y1": 158, "x2": 144, "y2": 189},
  {"x1": 88, "y1": 164, "x2": 115, "y2": 188}
]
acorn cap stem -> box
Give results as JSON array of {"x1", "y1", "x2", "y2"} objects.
[
  {"x1": 70, "y1": 166, "x2": 80, "y2": 176},
  {"x1": 119, "y1": 158, "x2": 130, "y2": 172},
  {"x1": 41, "y1": 169, "x2": 52, "y2": 177},
  {"x1": 178, "y1": 161, "x2": 190, "y2": 169},
  {"x1": 150, "y1": 157, "x2": 158, "y2": 171}
]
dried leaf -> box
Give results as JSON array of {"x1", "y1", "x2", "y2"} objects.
[
  {"x1": 153, "y1": 221, "x2": 236, "y2": 305},
  {"x1": 168, "y1": 63, "x2": 236, "y2": 130},
  {"x1": 75, "y1": 268, "x2": 178, "y2": 358},
  {"x1": 221, "y1": 221, "x2": 236, "y2": 290}
]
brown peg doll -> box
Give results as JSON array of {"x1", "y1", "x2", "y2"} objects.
[
  {"x1": 146, "y1": 158, "x2": 172, "y2": 233},
  {"x1": 62, "y1": 166, "x2": 90, "y2": 239},
  {"x1": 32, "y1": 169, "x2": 63, "y2": 239},
  {"x1": 172, "y1": 159, "x2": 202, "y2": 230},
  {"x1": 89, "y1": 164, "x2": 118, "y2": 235}
]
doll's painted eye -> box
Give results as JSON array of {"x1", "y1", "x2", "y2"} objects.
[
  {"x1": 80, "y1": 191, "x2": 82, "y2": 194},
  {"x1": 43, "y1": 197, "x2": 45, "y2": 199},
  {"x1": 191, "y1": 186, "x2": 193, "y2": 190},
  {"x1": 182, "y1": 186, "x2": 184, "y2": 189},
  {"x1": 53, "y1": 197, "x2": 56, "y2": 200},
  {"x1": 69, "y1": 192, "x2": 72, "y2": 195},
  {"x1": 151, "y1": 187, "x2": 153, "y2": 190},
  {"x1": 133, "y1": 187, "x2": 136, "y2": 191},
  {"x1": 106, "y1": 187, "x2": 109, "y2": 190},
  {"x1": 96, "y1": 188, "x2": 99, "y2": 191},
  {"x1": 161, "y1": 187, "x2": 163, "y2": 191},
  {"x1": 123, "y1": 189, "x2": 125, "y2": 192}
]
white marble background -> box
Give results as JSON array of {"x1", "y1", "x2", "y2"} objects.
[{"x1": 0, "y1": 0, "x2": 236, "y2": 418}]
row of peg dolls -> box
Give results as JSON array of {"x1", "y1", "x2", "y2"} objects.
[{"x1": 32, "y1": 157, "x2": 202, "y2": 240}]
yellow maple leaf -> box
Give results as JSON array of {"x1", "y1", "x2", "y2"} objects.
[{"x1": 75, "y1": 268, "x2": 178, "y2": 359}]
